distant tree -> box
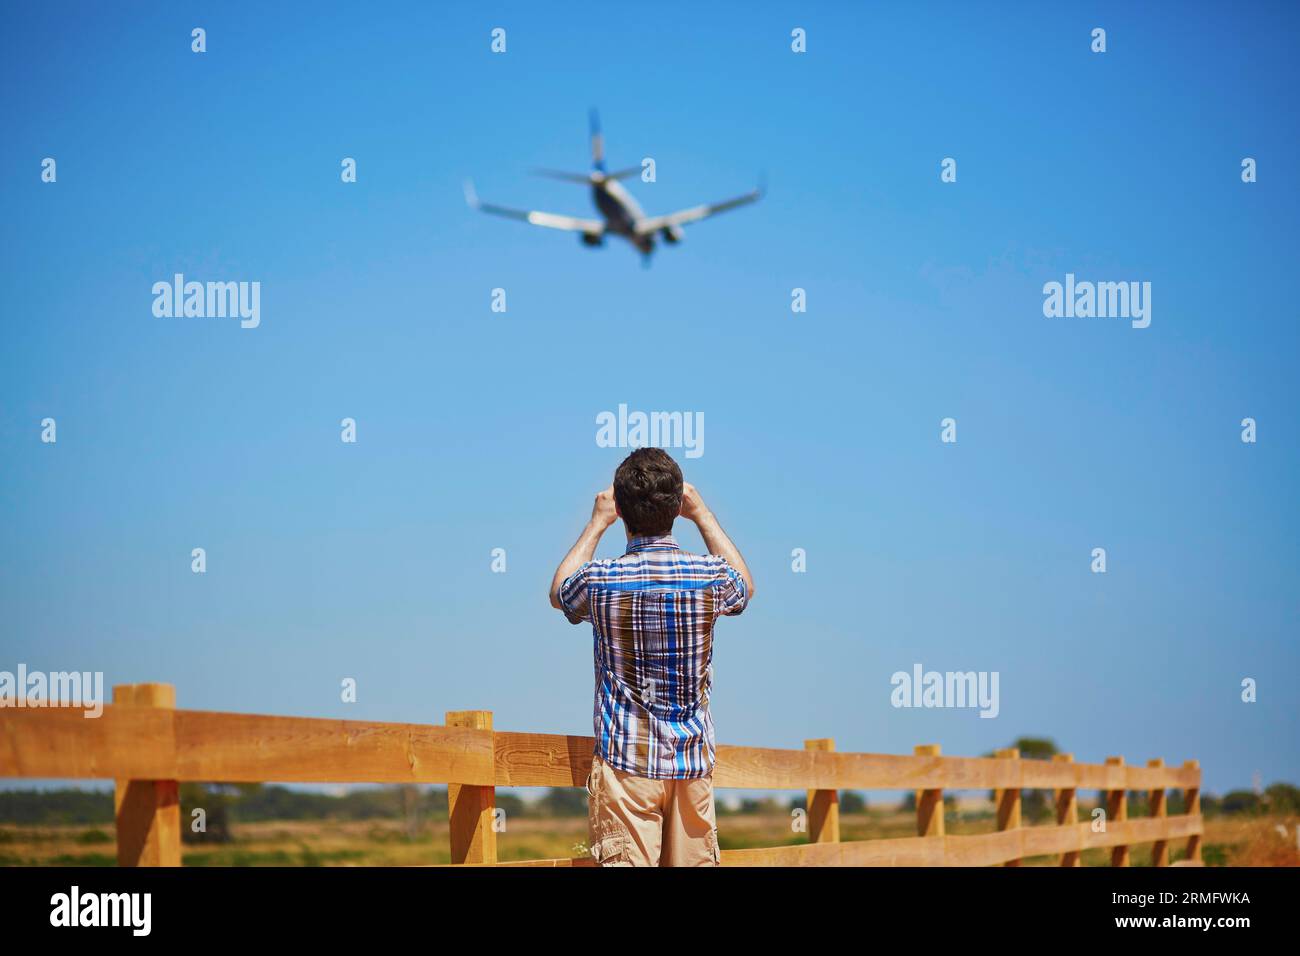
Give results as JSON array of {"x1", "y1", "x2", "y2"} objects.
[
  {"x1": 1220, "y1": 790, "x2": 1264, "y2": 816},
  {"x1": 180, "y1": 783, "x2": 236, "y2": 843},
  {"x1": 986, "y1": 737, "x2": 1058, "y2": 823},
  {"x1": 894, "y1": 790, "x2": 956, "y2": 814},
  {"x1": 495, "y1": 792, "x2": 527, "y2": 819},
  {"x1": 1014, "y1": 738, "x2": 1058, "y2": 761},
  {"x1": 1091, "y1": 789, "x2": 1149, "y2": 817},
  {"x1": 0, "y1": 788, "x2": 112, "y2": 825},
  {"x1": 739, "y1": 796, "x2": 784, "y2": 815},
  {"x1": 1264, "y1": 783, "x2": 1300, "y2": 814},
  {"x1": 427, "y1": 786, "x2": 449, "y2": 818},
  {"x1": 537, "y1": 787, "x2": 588, "y2": 817},
  {"x1": 399, "y1": 785, "x2": 422, "y2": 840},
  {"x1": 840, "y1": 791, "x2": 867, "y2": 814}
]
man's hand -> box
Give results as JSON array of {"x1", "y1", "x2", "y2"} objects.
[
  {"x1": 551, "y1": 487, "x2": 617, "y2": 611},
  {"x1": 679, "y1": 482, "x2": 710, "y2": 523},
  {"x1": 680, "y1": 482, "x2": 755, "y2": 602},
  {"x1": 591, "y1": 485, "x2": 618, "y2": 529}
]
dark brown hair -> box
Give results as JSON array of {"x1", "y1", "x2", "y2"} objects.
[{"x1": 613, "y1": 448, "x2": 683, "y2": 536}]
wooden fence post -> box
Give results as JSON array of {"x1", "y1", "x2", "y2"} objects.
[
  {"x1": 1148, "y1": 758, "x2": 1168, "y2": 867},
  {"x1": 112, "y1": 683, "x2": 180, "y2": 867},
  {"x1": 1106, "y1": 755, "x2": 1129, "y2": 867},
  {"x1": 1053, "y1": 753, "x2": 1081, "y2": 867},
  {"x1": 994, "y1": 747, "x2": 1022, "y2": 866},
  {"x1": 914, "y1": 744, "x2": 944, "y2": 838},
  {"x1": 446, "y1": 710, "x2": 496, "y2": 864},
  {"x1": 1183, "y1": 759, "x2": 1201, "y2": 864},
  {"x1": 804, "y1": 738, "x2": 839, "y2": 844}
]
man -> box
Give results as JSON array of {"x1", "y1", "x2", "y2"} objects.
[{"x1": 549, "y1": 447, "x2": 755, "y2": 867}]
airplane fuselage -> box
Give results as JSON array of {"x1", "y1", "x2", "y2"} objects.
[{"x1": 594, "y1": 178, "x2": 654, "y2": 254}]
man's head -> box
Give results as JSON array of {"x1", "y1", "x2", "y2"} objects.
[{"x1": 613, "y1": 448, "x2": 683, "y2": 537}]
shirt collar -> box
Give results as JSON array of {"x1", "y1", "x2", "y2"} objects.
[{"x1": 625, "y1": 534, "x2": 681, "y2": 555}]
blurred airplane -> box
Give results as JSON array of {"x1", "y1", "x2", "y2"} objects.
[{"x1": 465, "y1": 110, "x2": 762, "y2": 262}]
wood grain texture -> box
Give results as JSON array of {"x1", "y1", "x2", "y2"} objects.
[
  {"x1": 172, "y1": 711, "x2": 494, "y2": 784},
  {"x1": 1148, "y1": 758, "x2": 1169, "y2": 867},
  {"x1": 493, "y1": 734, "x2": 1199, "y2": 790},
  {"x1": 804, "y1": 738, "x2": 839, "y2": 844},
  {"x1": 914, "y1": 744, "x2": 944, "y2": 837},
  {"x1": 473, "y1": 816, "x2": 1204, "y2": 868},
  {"x1": 0, "y1": 708, "x2": 493, "y2": 784},
  {"x1": 1, "y1": 705, "x2": 177, "y2": 779},
  {"x1": 717, "y1": 816, "x2": 1203, "y2": 868},
  {"x1": 1106, "y1": 756, "x2": 1130, "y2": 867},
  {"x1": 1, "y1": 709, "x2": 1202, "y2": 793},
  {"x1": 112, "y1": 684, "x2": 181, "y2": 867},
  {"x1": 994, "y1": 748, "x2": 1022, "y2": 867},
  {"x1": 487, "y1": 857, "x2": 596, "y2": 868},
  {"x1": 446, "y1": 710, "x2": 496, "y2": 865},
  {"x1": 493, "y1": 731, "x2": 594, "y2": 787},
  {"x1": 1053, "y1": 753, "x2": 1081, "y2": 867},
  {"x1": 1184, "y1": 759, "x2": 1202, "y2": 864}
]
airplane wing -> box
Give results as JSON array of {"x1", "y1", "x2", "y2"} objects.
[
  {"x1": 464, "y1": 180, "x2": 604, "y2": 236},
  {"x1": 634, "y1": 186, "x2": 762, "y2": 236}
]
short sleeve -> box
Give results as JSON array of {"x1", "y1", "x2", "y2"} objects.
[
  {"x1": 557, "y1": 564, "x2": 593, "y2": 624},
  {"x1": 714, "y1": 561, "x2": 749, "y2": 617}
]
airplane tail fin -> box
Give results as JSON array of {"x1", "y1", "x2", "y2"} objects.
[
  {"x1": 528, "y1": 110, "x2": 608, "y2": 183},
  {"x1": 528, "y1": 111, "x2": 636, "y2": 185},
  {"x1": 589, "y1": 108, "x2": 605, "y2": 172}
]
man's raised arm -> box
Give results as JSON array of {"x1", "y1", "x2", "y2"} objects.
[
  {"x1": 549, "y1": 486, "x2": 618, "y2": 610},
  {"x1": 680, "y1": 483, "x2": 755, "y2": 600}
]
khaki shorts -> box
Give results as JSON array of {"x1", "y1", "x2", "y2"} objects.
[{"x1": 586, "y1": 754, "x2": 720, "y2": 867}]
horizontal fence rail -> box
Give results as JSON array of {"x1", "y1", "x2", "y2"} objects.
[{"x1": 0, "y1": 683, "x2": 1203, "y2": 868}]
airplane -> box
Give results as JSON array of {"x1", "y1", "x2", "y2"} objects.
[{"x1": 464, "y1": 110, "x2": 762, "y2": 262}]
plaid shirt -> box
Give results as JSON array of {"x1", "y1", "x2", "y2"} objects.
[{"x1": 558, "y1": 534, "x2": 749, "y2": 779}]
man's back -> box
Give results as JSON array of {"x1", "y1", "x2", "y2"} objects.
[{"x1": 559, "y1": 533, "x2": 748, "y2": 778}]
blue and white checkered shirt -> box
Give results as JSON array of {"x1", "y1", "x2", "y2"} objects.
[{"x1": 558, "y1": 534, "x2": 749, "y2": 779}]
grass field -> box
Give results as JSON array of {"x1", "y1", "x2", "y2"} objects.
[{"x1": 3, "y1": 810, "x2": 1296, "y2": 867}]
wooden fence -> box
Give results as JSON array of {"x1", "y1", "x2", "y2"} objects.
[{"x1": 0, "y1": 682, "x2": 1203, "y2": 867}]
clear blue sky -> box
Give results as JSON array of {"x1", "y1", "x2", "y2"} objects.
[{"x1": 2, "y1": 1, "x2": 1296, "y2": 799}]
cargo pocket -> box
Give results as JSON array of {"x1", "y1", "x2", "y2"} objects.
[
  {"x1": 590, "y1": 826, "x2": 632, "y2": 867},
  {"x1": 707, "y1": 829, "x2": 721, "y2": 866}
]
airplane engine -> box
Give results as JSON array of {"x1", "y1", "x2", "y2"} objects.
[
  {"x1": 580, "y1": 233, "x2": 604, "y2": 247},
  {"x1": 661, "y1": 225, "x2": 684, "y2": 244}
]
